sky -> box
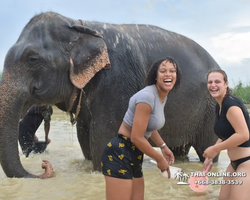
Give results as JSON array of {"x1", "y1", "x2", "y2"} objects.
[{"x1": 0, "y1": 0, "x2": 250, "y2": 88}]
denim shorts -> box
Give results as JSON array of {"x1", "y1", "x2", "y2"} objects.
[{"x1": 101, "y1": 133, "x2": 144, "y2": 179}]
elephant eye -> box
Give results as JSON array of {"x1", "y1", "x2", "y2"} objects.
[
  {"x1": 28, "y1": 55, "x2": 40, "y2": 64},
  {"x1": 27, "y1": 55, "x2": 43, "y2": 71}
]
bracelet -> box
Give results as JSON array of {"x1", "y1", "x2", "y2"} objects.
[{"x1": 159, "y1": 143, "x2": 166, "y2": 148}]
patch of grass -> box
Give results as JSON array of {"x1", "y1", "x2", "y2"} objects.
[{"x1": 232, "y1": 81, "x2": 250, "y2": 104}]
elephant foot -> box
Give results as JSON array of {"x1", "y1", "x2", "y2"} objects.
[
  {"x1": 80, "y1": 145, "x2": 92, "y2": 160},
  {"x1": 82, "y1": 151, "x2": 92, "y2": 161}
]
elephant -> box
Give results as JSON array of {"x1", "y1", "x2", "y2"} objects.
[{"x1": 0, "y1": 11, "x2": 220, "y2": 178}]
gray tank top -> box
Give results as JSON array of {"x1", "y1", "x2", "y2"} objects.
[{"x1": 123, "y1": 85, "x2": 167, "y2": 137}]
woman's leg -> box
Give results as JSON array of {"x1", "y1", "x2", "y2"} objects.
[
  {"x1": 132, "y1": 177, "x2": 144, "y2": 200},
  {"x1": 105, "y1": 176, "x2": 133, "y2": 200},
  {"x1": 230, "y1": 160, "x2": 250, "y2": 200},
  {"x1": 219, "y1": 163, "x2": 234, "y2": 200}
]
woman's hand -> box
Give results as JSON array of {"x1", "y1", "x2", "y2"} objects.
[
  {"x1": 156, "y1": 157, "x2": 170, "y2": 178},
  {"x1": 161, "y1": 146, "x2": 175, "y2": 164},
  {"x1": 203, "y1": 145, "x2": 220, "y2": 160}
]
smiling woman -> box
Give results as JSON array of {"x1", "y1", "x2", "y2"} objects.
[
  {"x1": 204, "y1": 69, "x2": 250, "y2": 200},
  {"x1": 101, "y1": 56, "x2": 182, "y2": 200}
]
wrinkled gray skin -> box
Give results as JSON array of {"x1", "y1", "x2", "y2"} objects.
[{"x1": 0, "y1": 12, "x2": 219, "y2": 178}]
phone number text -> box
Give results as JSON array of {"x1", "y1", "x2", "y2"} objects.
[{"x1": 194, "y1": 179, "x2": 243, "y2": 185}]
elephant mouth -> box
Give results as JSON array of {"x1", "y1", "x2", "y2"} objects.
[
  {"x1": 21, "y1": 102, "x2": 34, "y2": 118},
  {"x1": 67, "y1": 87, "x2": 83, "y2": 125}
]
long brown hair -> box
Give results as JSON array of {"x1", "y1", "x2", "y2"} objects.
[{"x1": 206, "y1": 69, "x2": 232, "y2": 95}]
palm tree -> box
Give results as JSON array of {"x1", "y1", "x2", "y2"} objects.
[
  {"x1": 175, "y1": 171, "x2": 182, "y2": 181},
  {"x1": 183, "y1": 173, "x2": 190, "y2": 182}
]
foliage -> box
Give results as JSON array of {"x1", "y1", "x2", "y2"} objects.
[{"x1": 232, "y1": 81, "x2": 250, "y2": 104}]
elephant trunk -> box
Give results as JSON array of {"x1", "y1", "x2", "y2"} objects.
[{"x1": 0, "y1": 76, "x2": 35, "y2": 178}]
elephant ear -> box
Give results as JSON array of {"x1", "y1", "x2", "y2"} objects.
[{"x1": 69, "y1": 25, "x2": 110, "y2": 89}]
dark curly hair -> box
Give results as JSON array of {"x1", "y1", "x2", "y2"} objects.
[{"x1": 145, "y1": 56, "x2": 182, "y2": 89}]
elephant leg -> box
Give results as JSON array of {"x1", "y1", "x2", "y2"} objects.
[
  {"x1": 192, "y1": 130, "x2": 219, "y2": 163},
  {"x1": 193, "y1": 146, "x2": 206, "y2": 162},
  {"x1": 193, "y1": 144, "x2": 219, "y2": 163},
  {"x1": 90, "y1": 127, "x2": 111, "y2": 171},
  {"x1": 90, "y1": 119, "x2": 119, "y2": 171},
  {"x1": 77, "y1": 121, "x2": 92, "y2": 160},
  {"x1": 76, "y1": 106, "x2": 92, "y2": 160},
  {"x1": 192, "y1": 107, "x2": 219, "y2": 163},
  {"x1": 193, "y1": 145, "x2": 219, "y2": 163}
]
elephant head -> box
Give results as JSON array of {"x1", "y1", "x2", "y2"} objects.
[{"x1": 0, "y1": 12, "x2": 110, "y2": 178}]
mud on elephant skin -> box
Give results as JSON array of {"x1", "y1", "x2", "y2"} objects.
[{"x1": 0, "y1": 11, "x2": 219, "y2": 178}]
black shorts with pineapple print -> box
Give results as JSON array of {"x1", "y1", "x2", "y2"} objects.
[{"x1": 101, "y1": 133, "x2": 144, "y2": 179}]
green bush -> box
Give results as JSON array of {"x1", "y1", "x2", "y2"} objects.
[{"x1": 232, "y1": 81, "x2": 250, "y2": 104}]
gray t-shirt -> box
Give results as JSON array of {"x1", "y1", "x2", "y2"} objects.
[{"x1": 123, "y1": 84, "x2": 167, "y2": 137}]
